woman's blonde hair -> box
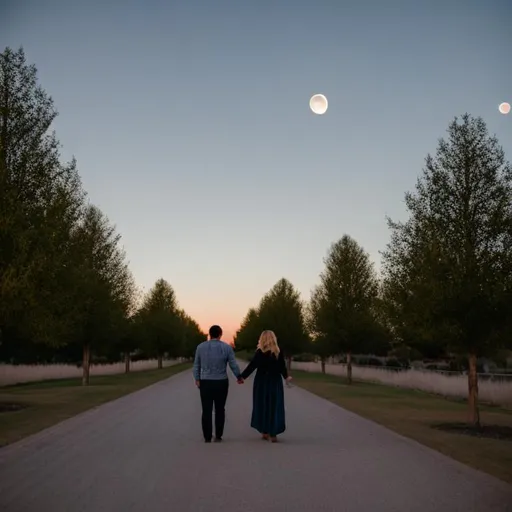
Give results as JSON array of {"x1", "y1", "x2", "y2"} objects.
[{"x1": 257, "y1": 330, "x2": 280, "y2": 357}]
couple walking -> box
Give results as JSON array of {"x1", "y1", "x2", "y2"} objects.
[{"x1": 193, "y1": 325, "x2": 292, "y2": 443}]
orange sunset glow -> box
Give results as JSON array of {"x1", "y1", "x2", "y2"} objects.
[{"x1": 199, "y1": 324, "x2": 236, "y2": 345}]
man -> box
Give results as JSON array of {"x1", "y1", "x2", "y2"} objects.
[{"x1": 193, "y1": 325, "x2": 243, "y2": 443}]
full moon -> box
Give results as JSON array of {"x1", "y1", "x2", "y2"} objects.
[
  {"x1": 499, "y1": 102, "x2": 510, "y2": 115},
  {"x1": 310, "y1": 94, "x2": 328, "y2": 115}
]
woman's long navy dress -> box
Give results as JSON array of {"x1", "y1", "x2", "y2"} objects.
[{"x1": 240, "y1": 349, "x2": 288, "y2": 436}]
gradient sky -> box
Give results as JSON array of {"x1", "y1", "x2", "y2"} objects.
[{"x1": 2, "y1": 0, "x2": 511, "y2": 341}]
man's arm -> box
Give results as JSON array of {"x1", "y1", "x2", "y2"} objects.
[
  {"x1": 193, "y1": 345, "x2": 201, "y2": 384},
  {"x1": 226, "y1": 346, "x2": 241, "y2": 379}
]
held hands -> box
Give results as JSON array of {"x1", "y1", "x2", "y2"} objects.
[
  {"x1": 286, "y1": 376, "x2": 292, "y2": 383},
  {"x1": 196, "y1": 379, "x2": 243, "y2": 386}
]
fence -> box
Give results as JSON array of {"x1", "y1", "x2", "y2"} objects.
[
  {"x1": 292, "y1": 361, "x2": 512, "y2": 407},
  {"x1": 0, "y1": 359, "x2": 183, "y2": 387}
]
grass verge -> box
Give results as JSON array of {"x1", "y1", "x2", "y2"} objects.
[
  {"x1": 292, "y1": 370, "x2": 512, "y2": 485},
  {"x1": 0, "y1": 362, "x2": 191, "y2": 448}
]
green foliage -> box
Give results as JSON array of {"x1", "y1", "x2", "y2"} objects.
[
  {"x1": 292, "y1": 353, "x2": 317, "y2": 362},
  {"x1": 389, "y1": 344, "x2": 423, "y2": 362},
  {"x1": 234, "y1": 308, "x2": 262, "y2": 351},
  {"x1": 354, "y1": 356, "x2": 383, "y2": 366},
  {"x1": 69, "y1": 205, "x2": 136, "y2": 354},
  {"x1": 177, "y1": 310, "x2": 206, "y2": 359},
  {"x1": 235, "y1": 279, "x2": 310, "y2": 358},
  {"x1": 381, "y1": 113, "x2": 512, "y2": 424},
  {"x1": 308, "y1": 334, "x2": 335, "y2": 361},
  {"x1": 0, "y1": 46, "x2": 86, "y2": 348},
  {"x1": 0, "y1": 47, "x2": 205, "y2": 370},
  {"x1": 309, "y1": 235, "x2": 391, "y2": 358},
  {"x1": 3, "y1": 42, "x2": 511, "y2": 411},
  {"x1": 135, "y1": 279, "x2": 182, "y2": 361},
  {"x1": 381, "y1": 114, "x2": 512, "y2": 359},
  {"x1": 256, "y1": 278, "x2": 310, "y2": 357}
]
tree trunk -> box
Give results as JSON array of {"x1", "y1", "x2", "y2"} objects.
[
  {"x1": 157, "y1": 353, "x2": 163, "y2": 369},
  {"x1": 321, "y1": 357, "x2": 326, "y2": 374},
  {"x1": 286, "y1": 356, "x2": 292, "y2": 372},
  {"x1": 82, "y1": 343, "x2": 91, "y2": 386},
  {"x1": 346, "y1": 351, "x2": 352, "y2": 385},
  {"x1": 468, "y1": 352, "x2": 480, "y2": 427},
  {"x1": 124, "y1": 352, "x2": 130, "y2": 374}
]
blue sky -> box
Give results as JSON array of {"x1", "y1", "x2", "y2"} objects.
[{"x1": 2, "y1": 0, "x2": 511, "y2": 340}]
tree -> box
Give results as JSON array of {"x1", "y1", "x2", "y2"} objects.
[
  {"x1": 70, "y1": 205, "x2": 135, "y2": 385},
  {"x1": 381, "y1": 114, "x2": 512, "y2": 426},
  {"x1": 256, "y1": 278, "x2": 310, "y2": 370},
  {"x1": 309, "y1": 235, "x2": 385, "y2": 384},
  {"x1": 367, "y1": 286, "x2": 394, "y2": 357},
  {"x1": 137, "y1": 278, "x2": 181, "y2": 368},
  {"x1": 117, "y1": 316, "x2": 135, "y2": 373},
  {"x1": 307, "y1": 287, "x2": 336, "y2": 373},
  {"x1": 380, "y1": 229, "x2": 449, "y2": 361},
  {"x1": 0, "y1": 46, "x2": 86, "y2": 350},
  {"x1": 177, "y1": 310, "x2": 205, "y2": 359},
  {"x1": 234, "y1": 308, "x2": 263, "y2": 352},
  {"x1": 116, "y1": 286, "x2": 145, "y2": 373}
]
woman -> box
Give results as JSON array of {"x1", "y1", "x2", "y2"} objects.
[{"x1": 240, "y1": 330, "x2": 292, "y2": 443}]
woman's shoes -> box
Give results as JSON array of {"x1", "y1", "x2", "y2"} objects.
[
  {"x1": 270, "y1": 437, "x2": 277, "y2": 443},
  {"x1": 262, "y1": 434, "x2": 269, "y2": 440}
]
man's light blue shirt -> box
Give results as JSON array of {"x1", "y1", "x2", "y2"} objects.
[{"x1": 193, "y1": 339, "x2": 241, "y2": 381}]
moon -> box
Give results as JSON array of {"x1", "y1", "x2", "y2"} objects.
[
  {"x1": 498, "y1": 102, "x2": 510, "y2": 115},
  {"x1": 310, "y1": 94, "x2": 328, "y2": 115}
]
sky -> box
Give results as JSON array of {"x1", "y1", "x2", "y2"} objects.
[{"x1": 1, "y1": 0, "x2": 511, "y2": 342}]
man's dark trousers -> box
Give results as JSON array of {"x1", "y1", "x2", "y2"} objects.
[{"x1": 199, "y1": 379, "x2": 229, "y2": 441}]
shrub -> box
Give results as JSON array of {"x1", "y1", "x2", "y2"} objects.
[
  {"x1": 355, "y1": 356, "x2": 383, "y2": 366},
  {"x1": 293, "y1": 353, "x2": 317, "y2": 362}
]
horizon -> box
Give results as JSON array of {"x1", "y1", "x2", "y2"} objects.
[{"x1": 2, "y1": 0, "x2": 511, "y2": 343}]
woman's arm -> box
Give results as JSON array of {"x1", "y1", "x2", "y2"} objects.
[
  {"x1": 278, "y1": 351, "x2": 288, "y2": 379},
  {"x1": 240, "y1": 350, "x2": 261, "y2": 379}
]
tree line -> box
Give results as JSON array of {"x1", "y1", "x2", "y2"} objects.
[
  {"x1": 2, "y1": 46, "x2": 511, "y2": 425},
  {"x1": 0, "y1": 47, "x2": 206, "y2": 384},
  {"x1": 235, "y1": 115, "x2": 512, "y2": 428}
]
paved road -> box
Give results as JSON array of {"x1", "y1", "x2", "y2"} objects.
[{"x1": 1, "y1": 365, "x2": 511, "y2": 512}]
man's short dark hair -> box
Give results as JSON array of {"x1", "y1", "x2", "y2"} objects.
[{"x1": 209, "y1": 325, "x2": 222, "y2": 339}]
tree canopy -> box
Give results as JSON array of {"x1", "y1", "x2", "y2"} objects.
[
  {"x1": 308, "y1": 235, "x2": 390, "y2": 382},
  {"x1": 235, "y1": 278, "x2": 310, "y2": 368},
  {"x1": 2, "y1": 45, "x2": 512, "y2": 432},
  {"x1": 381, "y1": 113, "x2": 512, "y2": 424},
  {"x1": 234, "y1": 308, "x2": 262, "y2": 352},
  {"x1": 0, "y1": 46, "x2": 204, "y2": 381}
]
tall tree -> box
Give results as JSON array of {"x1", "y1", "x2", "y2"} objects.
[
  {"x1": 234, "y1": 308, "x2": 262, "y2": 352},
  {"x1": 70, "y1": 205, "x2": 135, "y2": 385},
  {"x1": 381, "y1": 114, "x2": 512, "y2": 426},
  {"x1": 137, "y1": 278, "x2": 181, "y2": 368},
  {"x1": 256, "y1": 278, "x2": 310, "y2": 370},
  {"x1": 0, "y1": 46, "x2": 86, "y2": 349},
  {"x1": 307, "y1": 286, "x2": 336, "y2": 374},
  {"x1": 117, "y1": 286, "x2": 145, "y2": 373},
  {"x1": 177, "y1": 310, "x2": 206, "y2": 359},
  {"x1": 310, "y1": 235, "x2": 385, "y2": 384}
]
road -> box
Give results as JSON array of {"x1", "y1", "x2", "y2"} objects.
[{"x1": 1, "y1": 364, "x2": 511, "y2": 511}]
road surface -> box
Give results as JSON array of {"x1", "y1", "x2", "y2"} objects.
[{"x1": 0, "y1": 364, "x2": 511, "y2": 511}]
